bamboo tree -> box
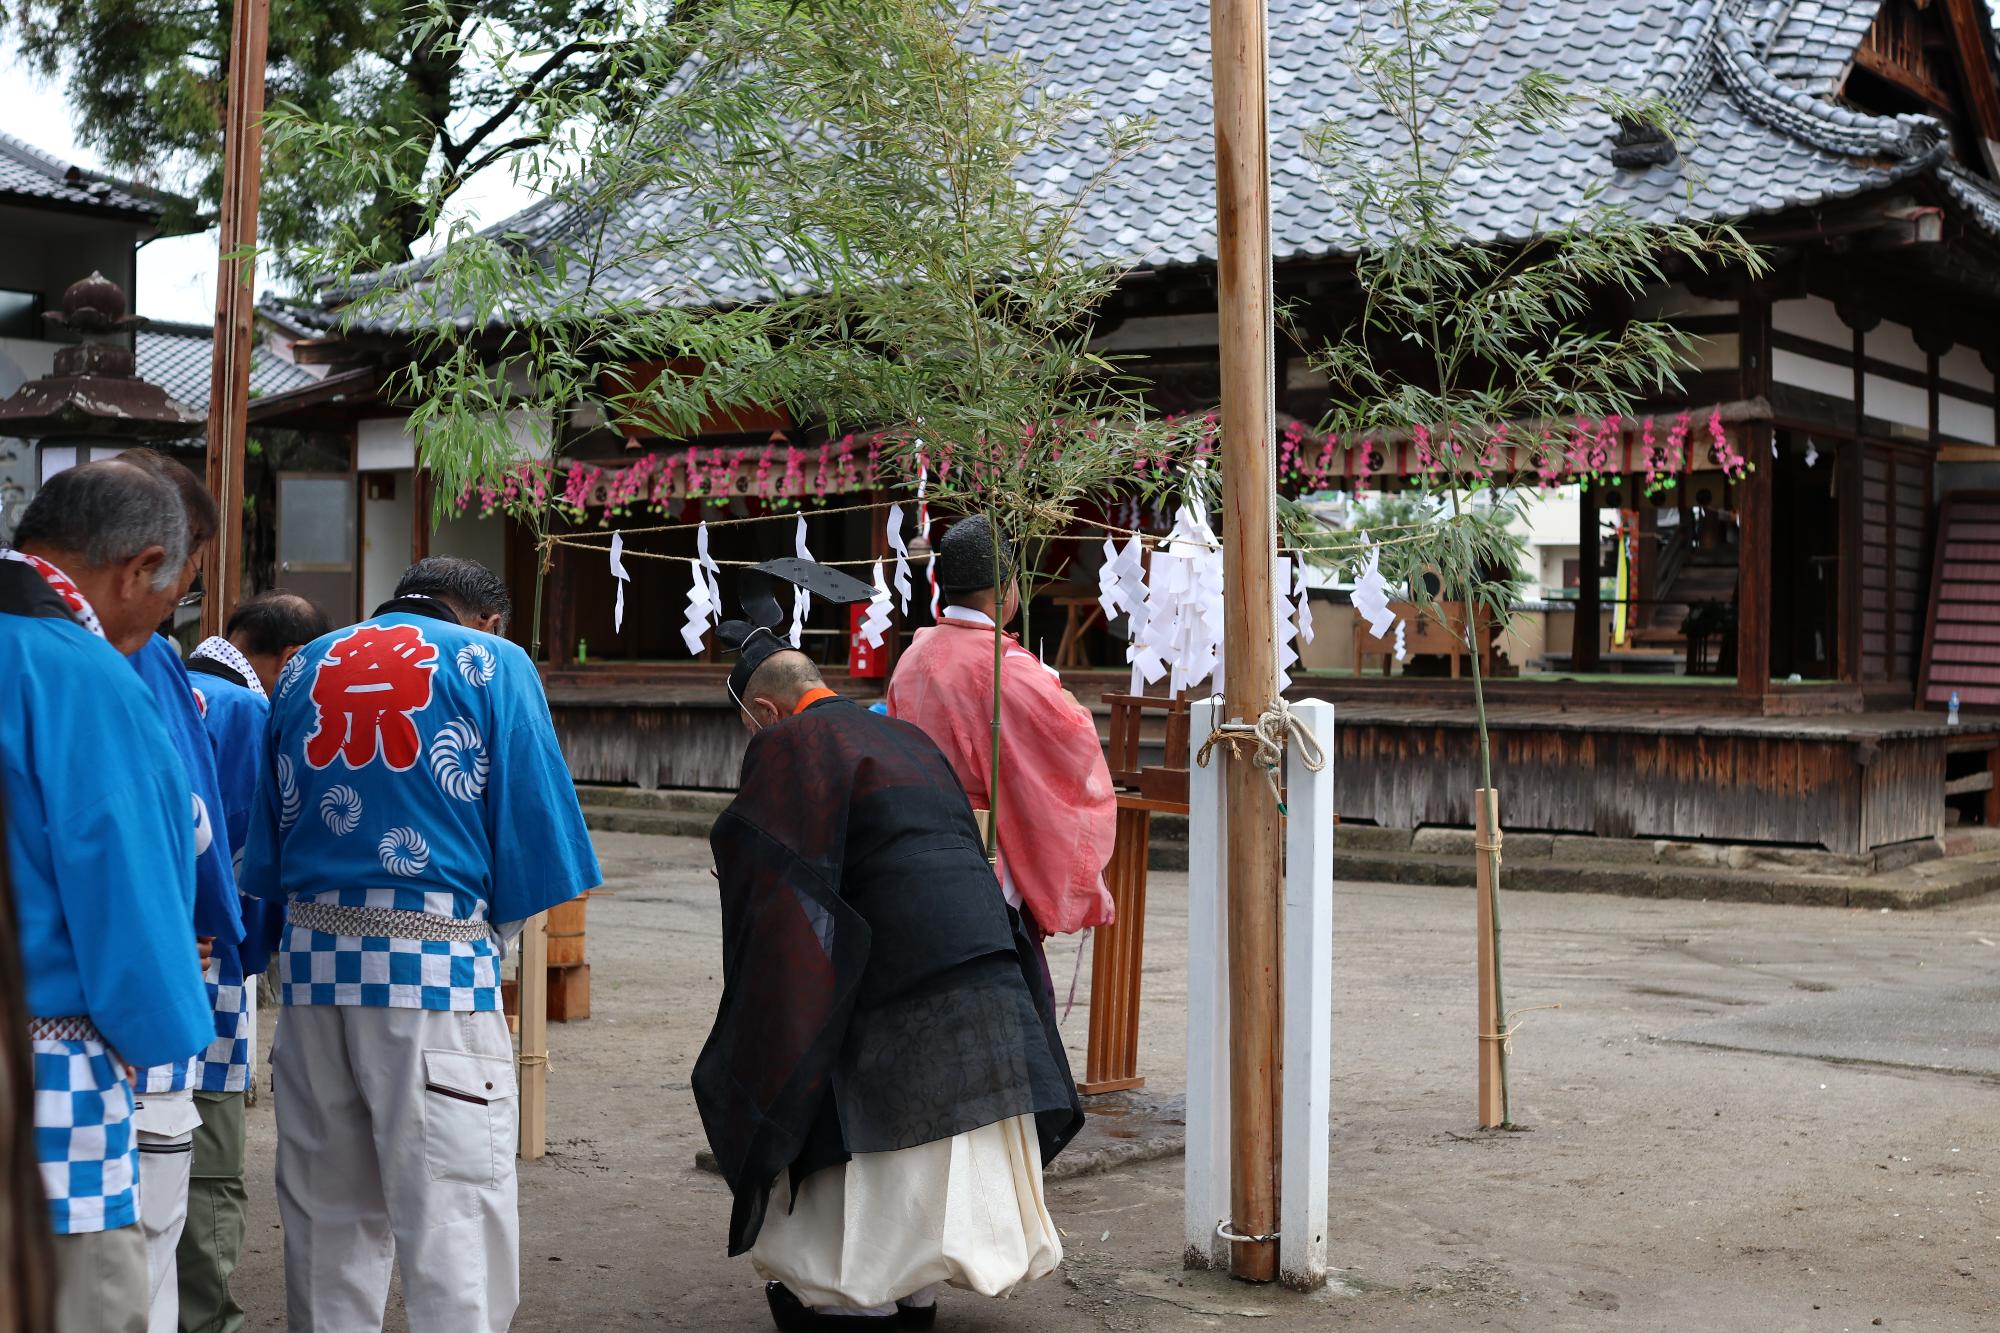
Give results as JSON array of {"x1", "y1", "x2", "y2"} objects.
[
  {"x1": 1303, "y1": 0, "x2": 1766, "y2": 1125},
  {"x1": 270, "y1": 0, "x2": 1199, "y2": 833}
]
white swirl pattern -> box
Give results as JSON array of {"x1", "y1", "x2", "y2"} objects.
[
  {"x1": 378, "y1": 827, "x2": 431, "y2": 878},
  {"x1": 276, "y1": 754, "x2": 301, "y2": 829},
  {"x1": 428, "y1": 719, "x2": 491, "y2": 802},
  {"x1": 193, "y1": 795, "x2": 213, "y2": 856},
  {"x1": 456, "y1": 642, "x2": 497, "y2": 688},
  {"x1": 319, "y1": 784, "x2": 363, "y2": 836},
  {"x1": 277, "y1": 654, "x2": 308, "y2": 698}
]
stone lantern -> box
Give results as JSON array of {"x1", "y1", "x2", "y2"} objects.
[{"x1": 0, "y1": 271, "x2": 204, "y2": 490}]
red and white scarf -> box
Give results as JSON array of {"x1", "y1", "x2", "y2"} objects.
[{"x1": 0, "y1": 549, "x2": 106, "y2": 641}]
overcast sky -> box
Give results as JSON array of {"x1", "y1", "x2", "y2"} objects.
[{"x1": 2, "y1": 37, "x2": 537, "y2": 326}]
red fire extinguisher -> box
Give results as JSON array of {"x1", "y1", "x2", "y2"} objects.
[{"x1": 848, "y1": 603, "x2": 888, "y2": 678}]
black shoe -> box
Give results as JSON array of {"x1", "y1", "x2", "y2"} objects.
[
  {"x1": 895, "y1": 1299, "x2": 938, "y2": 1330},
  {"x1": 765, "y1": 1283, "x2": 903, "y2": 1330}
]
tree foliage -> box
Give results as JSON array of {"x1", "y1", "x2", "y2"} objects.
[
  {"x1": 7, "y1": 0, "x2": 688, "y2": 276},
  {"x1": 1305, "y1": 0, "x2": 1767, "y2": 1124}
]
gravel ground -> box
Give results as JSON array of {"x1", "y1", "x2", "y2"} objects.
[{"x1": 227, "y1": 830, "x2": 2000, "y2": 1331}]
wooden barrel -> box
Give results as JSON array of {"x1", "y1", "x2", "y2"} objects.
[{"x1": 546, "y1": 895, "x2": 589, "y2": 968}]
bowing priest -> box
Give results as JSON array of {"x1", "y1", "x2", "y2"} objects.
[
  {"x1": 695, "y1": 559, "x2": 1084, "y2": 1332},
  {"x1": 885, "y1": 516, "x2": 1118, "y2": 980}
]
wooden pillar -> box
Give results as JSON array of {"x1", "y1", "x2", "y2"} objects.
[
  {"x1": 1573, "y1": 484, "x2": 1602, "y2": 671},
  {"x1": 1837, "y1": 439, "x2": 1863, "y2": 682},
  {"x1": 545, "y1": 538, "x2": 576, "y2": 669},
  {"x1": 1211, "y1": 0, "x2": 1282, "y2": 1283},
  {"x1": 1736, "y1": 425, "x2": 1774, "y2": 696},
  {"x1": 411, "y1": 468, "x2": 432, "y2": 562},
  {"x1": 200, "y1": 0, "x2": 271, "y2": 638}
]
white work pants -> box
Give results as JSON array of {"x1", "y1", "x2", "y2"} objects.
[
  {"x1": 134, "y1": 1085, "x2": 198, "y2": 1333},
  {"x1": 272, "y1": 1004, "x2": 520, "y2": 1333}
]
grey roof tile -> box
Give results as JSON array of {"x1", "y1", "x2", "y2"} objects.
[
  {"x1": 303, "y1": 0, "x2": 2000, "y2": 334},
  {"x1": 0, "y1": 131, "x2": 168, "y2": 220},
  {"x1": 134, "y1": 323, "x2": 321, "y2": 414}
]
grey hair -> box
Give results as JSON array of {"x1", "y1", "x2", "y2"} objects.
[
  {"x1": 394, "y1": 556, "x2": 511, "y2": 630},
  {"x1": 12, "y1": 461, "x2": 190, "y2": 590}
]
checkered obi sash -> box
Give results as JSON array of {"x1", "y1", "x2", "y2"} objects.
[
  {"x1": 289, "y1": 900, "x2": 491, "y2": 943},
  {"x1": 28, "y1": 1016, "x2": 101, "y2": 1044}
]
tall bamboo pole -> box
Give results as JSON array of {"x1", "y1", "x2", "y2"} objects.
[
  {"x1": 200, "y1": 0, "x2": 271, "y2": 637},
  {"x1": 1211, "y1": 0, "x2": 1283, "y2": 1284}
]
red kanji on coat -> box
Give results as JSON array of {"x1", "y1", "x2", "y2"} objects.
[{"x1": 304, "y1": 624, "x2": 438, "y2": 770}]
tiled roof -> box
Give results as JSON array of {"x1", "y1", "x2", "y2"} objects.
[
  {"x1": 301, "y1": 0, "x2": 2000, "y2": 334},
  {"x1": 1761, "y1": 0, "x2": 1885, "y2": 90},
  {"x1": 0, "y1": 131, "x2": 170, "y2": 221},
  {"x1": 134, "y1": 322, "x2": 322, "y2": 413}
]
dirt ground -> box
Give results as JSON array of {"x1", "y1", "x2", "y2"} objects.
[{"x1": 228, "y1": 830, "x2": 2000, "y2": 1331}]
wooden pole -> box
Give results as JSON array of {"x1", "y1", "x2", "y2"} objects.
[
  {"x1": 200, "y1": 0, "x2": 271, "y2": 637},
  {"x1": 1573, "y1": 484, "x2": 1602, "y2": 672},
  {"x1": 1474, "y1": 788, "x2": 1505, "y2": 1128},
  {"x1": 518, "y1": 911, "x2": 550, "y2": 1159},
  {"x1": 1735, "y1": 428, "x2": 1773, "y2": 700},
  {"x1": 1210, "y1": 0, "x2": 1282, "y2": 1284}
]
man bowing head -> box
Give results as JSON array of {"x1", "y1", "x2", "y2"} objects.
[
  {"x1": 696, "y1": 559, "x2": 1083, "y2": 1332},
  {"x1": 237, "y1": 556, "x2": 599, "y2": 1333}
]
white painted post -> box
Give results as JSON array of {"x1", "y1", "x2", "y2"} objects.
[
  {"x1": 1183, "y1": 698, "x2": 1232, "y2": 1270},
  {"x1": 1279, "y1": 699, "x2": 1335, "y2": 1289}
]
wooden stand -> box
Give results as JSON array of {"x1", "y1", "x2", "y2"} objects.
[
  {"x1": 1474, "y1": 789, "x2": 1506, "y2": 1129},
  {"x1": 1081, "y1": 796, "x2": 1181, "y2": 1095},
  {"x1": 1354, "y1": 600, "x2": 1493, "y2": 677},
  {"x1": 518, "y1": 912, "x2": 549, "y2": 1159}
]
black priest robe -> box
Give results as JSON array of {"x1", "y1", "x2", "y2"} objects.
[{"x1": 693, "y1": 694, "x2": 1084, "y2": 1256}]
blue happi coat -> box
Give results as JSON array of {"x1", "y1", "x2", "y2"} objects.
[
  {"x1": 187, "y1": 658, "x2": 281, "y2": 1091},
  {"x1": 130, "y1": 635, "x2": 245, "y2": 1094},
  {"x1": 238, "y1": 604, "x2": 599, "y2": 1011},
  {"x1": 1, "y1": 563, "x2": 212, "y2": 1233}
]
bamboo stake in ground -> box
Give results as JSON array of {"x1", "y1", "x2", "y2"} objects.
[
  {"x1": 519, "y1": 911, "x2": 550, "y2": 1159},
  {"x1": 1474, "y1": 787, "x2": 1506, "y2": 1128},
  {"x1": 200, "y1": 0, "x2": 269, "y2": 637},
  {"x1": 1210, "y1": 0, "x2": 1283, "y2": 1284}
]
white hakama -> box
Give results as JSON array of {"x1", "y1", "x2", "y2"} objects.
[{"x1": 751, "y1": 1113, "x2": 1063, "y2": 1311}]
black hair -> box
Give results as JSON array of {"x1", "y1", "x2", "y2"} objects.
[
  {"x1": 227, "y1": 590, "x2": 331, "y2": 656},
  {"x1": 394, "y1": 556, "x2": 512, "y2": 628}
]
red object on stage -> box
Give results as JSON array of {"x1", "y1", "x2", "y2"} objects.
[{"x1": 848, "y1": 603, "x2": 887, "y2": 677}]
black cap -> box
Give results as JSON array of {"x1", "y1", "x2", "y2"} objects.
[
  {"x1": 719, "y1": 558, "x2": 875, "y2": 706},
  {"x1": 935, "y1": 515, "x2": 1014, "y2": 594}
]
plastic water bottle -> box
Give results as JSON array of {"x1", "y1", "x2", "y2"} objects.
[{"x1": 1949, "y1": 691, "x2": 1961, "y2": 726}]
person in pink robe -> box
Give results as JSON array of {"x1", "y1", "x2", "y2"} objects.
[{"x1": 886, "y1": 517, "x2": 1117, "y2": 945}]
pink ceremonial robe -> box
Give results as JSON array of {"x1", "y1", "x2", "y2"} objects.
[{"x1": 887, "y1": 616, "x2": 1116, "y2": 936}]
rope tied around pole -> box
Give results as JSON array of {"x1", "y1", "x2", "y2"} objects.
[
  {"x1": 1194, "y1": 696, "x2": 1327, "y2": 814},
  {"x1": 1477, "y1": 1003, "x2": 1560, "y2": 1055},
  {"x1": 1474, "y1": 828, "x2": 1503, "y2": 872}
]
